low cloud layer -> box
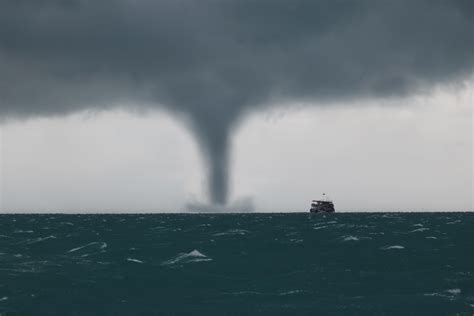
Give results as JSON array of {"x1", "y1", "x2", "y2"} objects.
[{"x1": 0, "y1": 0, "x2": 473, "y2": 204}]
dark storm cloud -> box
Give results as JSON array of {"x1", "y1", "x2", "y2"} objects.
[{"x1": 0, "y1": 0, "x2": 473, "y2": 204}]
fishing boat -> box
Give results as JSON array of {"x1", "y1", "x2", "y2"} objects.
[{"x1": 310, "y1": 193, "x2": 335, "y2": 213}]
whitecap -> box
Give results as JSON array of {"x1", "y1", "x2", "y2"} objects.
[
  {"x1": 447, "y1": 220, "x2": 461, "y2": 225},
  {"x1": 150, "y1": 226, "x2": 167, "y2": 231},
  {"x1": 446, "y1": 288, "x2": 461, "y2": 295},
  {"x1": 278, "y1": 290, "x2": 308, "y2": 296},
  {"x1": 67, "y1": 241, "x2": 107, "y2": 253},
  {"x1": 227, "y1": 290, "x2": 308, "y2": 297},
  {"x1": 162, "y1": 249, "x2": 212, "y2": 265},
  {"x1": 0, "y1": 296, "x2": 8, "y2": 302},
  {"x1": 313, "y1": 225, "x2": 329, "y2": 230},
  {"x1": 424, "y1": 292, "x2": 446, "y2": 298},
  {"x1": 23, "y1": 235, "x2": 56, "y2": 245},
  {"x1": 425, "y1": 236, "x2": 437, "y2": 239},
  {"x1": 126, "y1": 258, "x2": 144, "y2": 264},
  {"x1": 410, "y1": 228, "x2": 429, "y2": 233},
  {"x1": 14, "y1": 230, "x2": 34, "y2": 234},
  {"x1": 0, "y1": 267, "x2": 40, "y2": 273},
  {"x1": 227, "y1": 291, "x2": 264, "y2": 296},
  {"x1": 289, "y1": 239, "x2": 304, "y2": 243},
  {"x1": 213, "y1": 229, "x2": 249, "y2": 236},
  {"x1": 97, "y1": 261, "x2": 111, "y2": 265},
  {"x1": 381, "y1": 245, "x2": 405, "y2": 250},
  {"x1": 343, "y1": 236, "x2": 359, "y2": 242},
  {"x1": 424, "y1": 288, "x2": 461, "y2": 300},
  {"x1": 0, "y1": 253, "x2": 27, "y2": 261}
]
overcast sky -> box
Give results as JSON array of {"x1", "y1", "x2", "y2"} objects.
[
  {"x1": 1, "y1": 80, "x2": 471, "y2": 212},
  {"x1": 0, "y1": 0, "x2": 472, "y2": 212}
]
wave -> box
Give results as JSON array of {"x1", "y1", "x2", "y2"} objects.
[
  {"x1": 126, "y1": 258, "x2": 144, "y2": 264},
  {"x1": 381, "y1": 245, "x2": 405, "y2": 250},
  {"x1": 67, "y1": 242, "x2": 107, "y2": 254},
  {"x1": 289, "y1": 239, "x2": 304, "y2": 244},
  {"x1": 409, "y1": 228, "x2": 430, "y2": 233},
  {"x1": 424, "y1": 288, "x2": 461, "y2": 300},
  {"x1": 162, "y1": 250, "x2": 212, "y2": 266},
  {"x1": 226, "y1": 290, "x2": 309, "y2": 297},
  {"x1": 341, "y1": 235, "x2": 372, "y2": 242},
  {"x1": 226, "y1": 291, "x2": 264, "y2": 296},
  {"x1": 20, "y1": 235, "x2": 56, "y2": 245},
  {"x1": 213, "y1": 229, "x2": 249, "y2": 236},
  {"x1": 342, "y1": 236, "x2": 359, "y2": 242},
  {"x1": 278, "y1": 290, "x2": 309, "y2": 296},
  {"x1": 313, "y1": 225, "x2": 329, "y2": 230},
  {"x1": 446, "y1": 288, "x2": 461, "y2": 295},
  {"x1": 446, "y1": 220, "x2": 461, "y2": 225},
  {"x1": 14, "y1": 230, "x2": 34, "y2": 234}
]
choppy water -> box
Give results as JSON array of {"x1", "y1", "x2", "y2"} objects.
[{"x1": 0, "y1": 213, "x2": 473, "y2": 315}]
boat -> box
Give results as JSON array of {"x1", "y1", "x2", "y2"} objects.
[{"x1": 310, "y1": 193, "x2": 335, "y2": 213}]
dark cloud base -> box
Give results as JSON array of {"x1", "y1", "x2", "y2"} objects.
[{"x1": 0, "y1": 0, "x2": 473, "y2": 204}]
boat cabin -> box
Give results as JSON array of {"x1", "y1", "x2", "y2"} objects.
[{"x1": 310, "y1": 195, "x2": 335, "y2": 213}]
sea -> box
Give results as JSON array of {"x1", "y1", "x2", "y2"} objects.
[{"x1": 0, "y1": 212, "x2": 473, "y2": 315}]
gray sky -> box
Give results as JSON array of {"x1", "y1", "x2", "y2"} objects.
[
  {"x1": 0, "y1": 0, "x2": 473, "y2": 211},
  {"x1": 1, "y1": 81, "x2": 471, "y2": 212}
]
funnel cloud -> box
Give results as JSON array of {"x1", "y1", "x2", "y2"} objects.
[{"x1": 0, "y1": 0, "x2": 473, "y2": 204}]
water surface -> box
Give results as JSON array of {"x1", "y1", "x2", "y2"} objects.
[{"x1": 0, "y1": 213, "x2": 473, "y2": 315}]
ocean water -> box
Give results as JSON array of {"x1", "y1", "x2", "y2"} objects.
[{"x1": 0, "y1": 213, "x2": 473, "y2": 315}]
